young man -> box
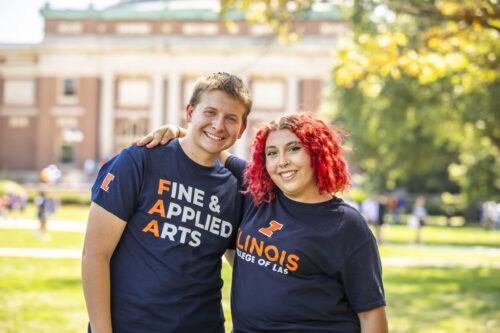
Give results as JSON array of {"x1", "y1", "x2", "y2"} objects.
[{"x1": 82, "y1": 72, "x2": 252, "y2": 333}]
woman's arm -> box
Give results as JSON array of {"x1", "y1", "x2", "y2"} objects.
[
  {"x1": 224, "y1": 249, "x2": 235, "y2": 267},
  {"x1": 134, "y1": 124, "x2": 233, "y2": 163},
  {"x1": 218, "y1": 150, "x2": 232, "y2": 165},
  {"x1": 134, "y1": 125, "x2": 186, "y2": 148},
  {"x1": 358, "y1": 306, "x2": 388, "y2": 333}
]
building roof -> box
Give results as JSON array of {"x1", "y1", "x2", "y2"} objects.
[{"x1": 40, "y1": 0, "x2": 343, "y2": 21}]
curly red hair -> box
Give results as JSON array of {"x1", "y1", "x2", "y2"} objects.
[{"x1": 243, "y1": 113, "x2": 351, "y2": 205}]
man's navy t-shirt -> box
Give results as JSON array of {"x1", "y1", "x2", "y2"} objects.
[{"x1": 90, "y1": 139, "x2": 243, "y2": 333}]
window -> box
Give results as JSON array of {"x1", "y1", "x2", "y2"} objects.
[
  {"x1": 58, "y1": 78, "x2": 78, "y2": 104},
  {"x1": 4, "y1": 79, "x2": 36, "y2": 106},
  {"x1": 251, "y1": 79, "x2": 285, "y2": 109},
  {"x1": 117, "y1": 79, "x2": 150, "y2": 108},
  {"x1": 60, "y1": 144, "x2": 75, "y2": 164},
  {"x1": 8, "y1": 116, "x2": 29, "y2": 128},
  {"x1": 63, "y1": 78, "x2": 76, "y2": 96},
  {"x1": 115, "y1": 119, "x2": 149, "y2": 152}
]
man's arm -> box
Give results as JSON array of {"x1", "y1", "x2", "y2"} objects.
[
  {"x1": 358, "y1": 306, "x2": 388, "y2": 333},
  {"x1": 82, "y1": 202, "x2": 127, "y2": 333}
]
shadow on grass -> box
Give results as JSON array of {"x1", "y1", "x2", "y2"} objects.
[{"x1": 385, "y1": 266, "x2": 500, "y2": 332}]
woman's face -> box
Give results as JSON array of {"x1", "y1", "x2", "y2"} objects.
[{"x1": 265, "y1": 129, "x2": 322, "y2": 203}]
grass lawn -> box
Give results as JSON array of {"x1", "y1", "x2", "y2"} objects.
[
  {"x1": 1, "y1": 255, "x2": 499, "y2": 333},
  {"x1": 9, "y1": 203, "x2": 90, "y2": 223},
  {"x1": 0, "y1": 257, "x2": 87, "y2": 333},
  {"x1": 0, "y1": 229, "x2": 84, "y2": 250},
  {"x1": 0, "y1": 256, "x2": 234, "y2": 333},
  {"x1": 1, "y1": 219, "x2": 499, "y2": 332},
  {"x1": 384, "y1": 265, "x2": 500, "y2": 332}
]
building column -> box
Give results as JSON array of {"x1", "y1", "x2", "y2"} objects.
[
  {"x1": 286, "y1": 74, "x2": 299, "y2": 114},
  {"x1": 99, "y1": 72, "x2": 114, "y2": 160},
  {"x1": 167, "y1": 72, "x2": 181, "y2": 126},
  {"x1": 233, "y1": 74, "x2": 250, "y2": 158},
  {"x1": 150, "y1": 73, "x2": 164, "y2": 131}
]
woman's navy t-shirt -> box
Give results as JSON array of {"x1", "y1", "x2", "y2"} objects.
[{"x1": 226, "y1": 156, "x2": 385, "y2": 333}]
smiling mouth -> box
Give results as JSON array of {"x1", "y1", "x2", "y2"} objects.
[
  {"x1": 205, "y1": 132, "x2": 224, "y2": 141},
  {"x1": 279, "y1": 170, "x2": 297, "y2": 179}
]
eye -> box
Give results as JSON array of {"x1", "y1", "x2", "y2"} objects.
[
  {"x1": 205, "y1": 110, "x2": 216, "y2": 116},
  {"x1": 288, "y1": 145, "x2": 302, "y2": 152},
  {"x1": 266, "y1": 150, "x2": 277, "y2": 157},
  {"x1": 227, "y1": 116, "x2": 238, "y2": 123}
]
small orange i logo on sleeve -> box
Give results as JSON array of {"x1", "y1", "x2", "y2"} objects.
[{"x1": 100, "y1": 173, "x2": 115, "y2": 192}]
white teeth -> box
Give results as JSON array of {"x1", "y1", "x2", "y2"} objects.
[
  {"x1": 205, "y1": 132, "x2": 223, "y2": 140},
  {"x1": 280, "y1": 171, "x2": 296, "y2": 178}
]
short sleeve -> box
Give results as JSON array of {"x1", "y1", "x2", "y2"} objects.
[
  {"x1": 91, "y1": 148, "x2": 143, "y2": 222},
  {"x1": 225, "y1": 155, "x2": 247, "y2": 185},
  {"x1": 341, "y1": 238, "x2": 386, "y2": 313}
]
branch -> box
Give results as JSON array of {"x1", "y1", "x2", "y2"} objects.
[{"x1": 379, "y1": 0, "x2": 500, "y2": 32}]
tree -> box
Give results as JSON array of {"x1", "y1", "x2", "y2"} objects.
[
  {"x1": 220, "y1": 0, "x2": 500, "y2": 201},
  {"x1": 330, "y1": 0, "x2": 500, "y2": 201}
]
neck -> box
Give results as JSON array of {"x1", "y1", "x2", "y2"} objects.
[
  {"x1": 282, "y1": 191, "x2": 333, "y2": 204},
  {"x1": 178, "y1": 137, "x2": 217, "y2": 167}
]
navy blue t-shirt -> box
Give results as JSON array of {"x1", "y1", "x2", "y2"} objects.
[
  {"x1": 90, "y1": 139, "x2": 243, "y2": 333},
  {"x1": 226, "y1": 156, "x2": 385, "y2": 333}
]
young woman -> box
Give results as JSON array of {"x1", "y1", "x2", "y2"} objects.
[{"x1": 138, "y1": 113, "x2": 388, "y2": 332}]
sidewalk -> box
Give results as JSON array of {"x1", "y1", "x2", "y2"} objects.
[
  {"x1": 0, "y1": 218, "x2": 85, "y2": 259},
  {"x1": 0, "y1": 217, "x2": 86, "y2": 232}
]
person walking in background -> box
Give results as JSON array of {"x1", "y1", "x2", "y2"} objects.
[
  {"x1": 361, "y1": 196, "x2": 384, "y2": 243},
  {"x1": 34, "y1": 191, "x2": 49, "y2": 238},
  {"x1": 387, "y1": 196, "x2": 399, "y2": 224},
  {"x1": 18, "y1": 193, "x2": 28, "y2": 214},
  {"x1": 410, "y1": 196, "x2": 427, "y2": 244},
  {"x1": 377, "y1": 196, "x2": 387, "y2": 243},
  {"x1": 397, "y1": 196, "x2": 407, "y2": 222},
  {"x1": 0, "y1": 194, "x2": 7, "y2": 219}
]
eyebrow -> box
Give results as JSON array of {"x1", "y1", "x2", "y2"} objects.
[
  {"x1": 203, "y1": 107, "x2": 240, "y2": 118},
  {"x1": 265, "y1": 140, "x2": 302, "y2": 150}
]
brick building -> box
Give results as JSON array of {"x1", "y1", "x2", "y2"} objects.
[{"x1": 0, "y1": 0, "x2": 347, "y2": 181}]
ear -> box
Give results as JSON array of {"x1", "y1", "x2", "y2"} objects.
[
  {"x1": 237, "y1": 123, "x2": 247, "y2": 139},
  {"x1": 186, "y1": 104, "x2": 194, "y2": 122}
]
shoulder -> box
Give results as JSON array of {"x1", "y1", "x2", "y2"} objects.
[
  {"x1": 125, "y1": 141, "x2": 174, "y2": 156},
  {"x1": 123, "y1": 140, "x2": 179, "y2": 162},
  {"x1": 213, "y1": 160, "x2": 241, "y2": 183},
  {"x1": 224, "y1": 155, "x2": 247, "y2": 184},
  {"x1": 335, "y1": 200, "x2": 373, "y2": 240}
]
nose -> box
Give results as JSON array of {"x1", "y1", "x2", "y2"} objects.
[
  {"x1": 278, "y1": 153, "x2": 289, "y2": 168},
  {"x1": 212, "y1": 115, "x2": 224, "y2": 130}
]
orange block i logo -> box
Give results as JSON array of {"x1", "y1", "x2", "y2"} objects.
[
  {"x1": 100, "y1": 173, "x2": 115, "y2": 192},
  {"x1": 258, "y1": 220, "x2": 283, "y2": 237}
]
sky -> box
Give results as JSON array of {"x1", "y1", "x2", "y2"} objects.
[{"x1": 0, "y1": 0, "x2": 121, "y2": 44}]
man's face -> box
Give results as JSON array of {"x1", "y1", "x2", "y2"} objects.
[{"x1": 185, "y1": 90, "x2": 247, "y2": 159}]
